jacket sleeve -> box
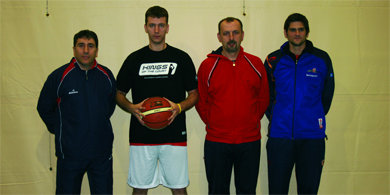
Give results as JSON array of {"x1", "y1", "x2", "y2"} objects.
[
  {"x1": 264, "y1": 56, "x2": 276, "y2": 121},
  {"x1": 195, "y1": 61, "x2": 209, "y2": 124},
  {"x1": 322, "y1": 53, "x2": 335, "y2": 115},
  {"x1": 107, "y1": 68, "x2": 117, "y2": 117},
  {"x1": 258, "y1": 59, "x2": 270, "y2": 119},
  {"x1": 37, "y1": 73, "x2": 59, "y2": 134}
]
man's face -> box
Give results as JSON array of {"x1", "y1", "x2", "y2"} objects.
[
  {"x1": 73, "y1": 37, "x2": 98, "y2": 68},
  {"x1": 284, "y1": 21, "x2": 308, "y2": 47},
  {"x1": 144, "y1": 16, "x2": 169, "y2": 45},
  {"x1": 217, "y1": 20, "x2": 244, "y2": 54}
]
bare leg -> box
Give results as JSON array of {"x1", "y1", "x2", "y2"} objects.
[
  {"x1": 133, "y1": 188, "x2": 148, "y2": 195},
  {"x1": 171, "y1": 188, "x2": 187, "y2": 195}
]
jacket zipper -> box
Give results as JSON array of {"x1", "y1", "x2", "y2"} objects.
[
  {"x1": 58, "y1": 105, "x2": 65, "y2": 159},
  {"x1": 232, "y1": 60, "x2": 238, "y2": 141},
  {"x1": 292, "y1": 58, "x2": 298, "y2": 139}
]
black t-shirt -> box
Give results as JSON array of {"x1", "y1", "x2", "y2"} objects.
[{"x1": 116, "y1": 44, "x2": 197, "y2": 144}]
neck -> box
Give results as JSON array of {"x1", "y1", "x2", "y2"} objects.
[
  {"x1": 79, "y1": 65, "x2": 91, "y2": 71},
  {"x1": 222, "y1": 50, "x2": 239, "y2": 61},
  {"x1": 75, "y1": 60, "x2": 93, "y2": 70},
  {"x1": 289, "y1": 42, "x2": 306, "y2": 55},
  {"x1": 149, "y1": 42, "x2": 167, "y2": 51}
]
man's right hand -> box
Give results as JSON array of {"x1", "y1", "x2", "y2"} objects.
[
  {"x1": 115, "y1": 90, "x2": 146, "y2": 126},
  {"x1": 129, "y1": 100, "x2": 146, "y2": 126}
]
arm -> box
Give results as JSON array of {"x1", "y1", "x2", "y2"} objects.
[
  {"x1": 107, "y1": 69, "x2": 117, "y2": 117},
  {"x1": 259, "y1": 61, "x2": 270, "y2": 119},
  {"x1": 195, "y1": 62, "x2": 209, "y2": 124},
  {"x1": 322, "y1": 54, "x2": 335, "y2": 115},
  {"x1": 37, "y1": 74, "x2": 59, "y2": 134},
  {"x1": 264, "y1": 56, "x2": 276, "y2": 121},
  {"x1": 115, "y1": 90, "x2": 145, "y2": 125},
  {"x1": 166, "y1": 89, "x2": 199, "y2": 124}
]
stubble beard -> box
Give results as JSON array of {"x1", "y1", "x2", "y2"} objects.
[{"x1": 225, "y1": 40, "x2": 239, "y2": 53}]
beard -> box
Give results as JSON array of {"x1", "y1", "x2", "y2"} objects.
[
  {"x1": 224, "y1": 40, "x2": 239, "y2": 53},
  {"x1": 289, "y1": 37, "x2": 306, "y2": 47},
  {"x1": 290, "y1": 41, "x2": 305, "y2": 47}
]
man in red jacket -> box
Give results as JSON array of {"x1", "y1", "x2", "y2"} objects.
[{"x1": 196, "y1": 17, "x2": 269, "y2": 194}]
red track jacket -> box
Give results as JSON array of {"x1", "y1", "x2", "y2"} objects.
[{"x1": 196, "y1": 47, "x2": 269, "y2": 144}]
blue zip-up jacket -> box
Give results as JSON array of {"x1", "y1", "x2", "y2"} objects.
[
  {"x1": 37, "y1": 58, "x2": 116, "y2": 159},
  {"x1": 264, "y1": 41, "x2": 334, "y2": 139}
]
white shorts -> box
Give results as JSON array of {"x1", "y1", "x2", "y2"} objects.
[{"x1": 127, "y1": 145, "x2": 189, "y2": 189}]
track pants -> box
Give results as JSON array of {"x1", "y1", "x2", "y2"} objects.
[
  {"x1": 266, "y1": 137, "x2": 325, "y2": 195},
  {"x1": 56, "y1": 155, "x2": 113, "y2": 195},
  {"x1": 204, "y1": 140, "x2": 261, "y2": 194}
]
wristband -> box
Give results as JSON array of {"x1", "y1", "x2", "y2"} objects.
[{"x1": 177, "y1": 103, "x2": 182, "y2": 114}]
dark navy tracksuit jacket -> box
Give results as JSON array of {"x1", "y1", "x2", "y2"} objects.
[{"x1": 37, "y1": 58, "x2": 116, "y2": 160}]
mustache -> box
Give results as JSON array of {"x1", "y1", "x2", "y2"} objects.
[{"x1": 228, "y1": 40, "x2": 237, "y2": 45}]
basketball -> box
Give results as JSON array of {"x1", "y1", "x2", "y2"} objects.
[{"x1": 141, "y1": 97, "x2": 172, "y2": 130}]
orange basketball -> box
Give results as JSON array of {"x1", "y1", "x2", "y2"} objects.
[{"x1": 141, "y1": 97, "x2": 172, "y2": 130}]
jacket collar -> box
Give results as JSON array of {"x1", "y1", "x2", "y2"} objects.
[
  {"x1": 281, "y1": 40, "x2": 314, "y2": 55},
  {"x1": 70, "y1": 57, "x2": 97, "y2": 70},
  {"x1": 208, "y1": 46, "x2": 245, "y2": 60}
]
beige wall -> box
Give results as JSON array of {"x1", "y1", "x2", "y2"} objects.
[{"x1": 1, "y1": 0, "x2": 389, "y2": 194}]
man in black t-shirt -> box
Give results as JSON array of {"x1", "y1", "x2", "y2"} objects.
[{"x1": 116, "y1": 6, "x2": 198, "y2": 195}]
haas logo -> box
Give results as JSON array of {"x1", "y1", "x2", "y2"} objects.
[{"x1": 139, "y1": 62, "x2": 177, "y2": 76}]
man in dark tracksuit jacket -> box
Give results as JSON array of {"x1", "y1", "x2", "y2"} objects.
[
  {"x1": 37, "y1": 30, "x2": 116, "y2": 195},
  {"x1": 264, "y1": 13, "x2": 335, "y2": 194}
]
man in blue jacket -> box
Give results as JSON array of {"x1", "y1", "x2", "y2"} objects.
[
  {"x1": 37, "y1": 30, "x2": 116, "y2": 194},
  {"x1": 264, "y1": 13, "x2": 335, "y2": 194}
]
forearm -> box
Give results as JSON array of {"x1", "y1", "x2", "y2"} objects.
[
  {"x1": 37, "y1": 110, "x2": 57, "y2": 134},
  {"x1": 116, "y1": 90, "x2": 146, "y2": 125},
  {"x1": 115, "y1": 90, "x2": 134, "y2": 114},
  {"x1": 37, "y1": 80, "x2": 58, "y2": 134},
  {"x1": 177, "y1": 89, "x2": 199, "y2": 113},
  {"x1": 195, "y1": 75, "x2": 209, "y2": 124}
]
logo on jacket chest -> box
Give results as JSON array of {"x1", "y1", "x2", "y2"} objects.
[
  {"x1": 139, "y1": 62, "x2": 177, "y2": 76},
  {"x1": 68, "y1": 89, "x2": 79, "y2": 95},
  {"x1": 306, "y1": 67, "x2": 319, "y2": 78}
]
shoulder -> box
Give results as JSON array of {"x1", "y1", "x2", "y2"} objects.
[
  {"x1": 306, "y1": 40, "x2": 331, "y2": 61},
  {"x1": 243, "y1": 51, "x2": 263, "y2": 64},
  {"x1": 266, "y1": 49, "x2": 284, "y2": 60},
  {"x1": 97, "y1": 64, "x2": 114, "y2": 76},
  {"x1": 310, "y1": 46, "x2": 331, "y2": 61},
  {"x1": 308, "y1": 46, "x2": 332, "y2": 71},
  {"x1": 198, "y1": 56, "x2": 219, "y2": 74},
  {"x1": 201, "y1": 55, "x2": 220, "y2": 66},
  {"x1": 167, "y1": 45, "x2": 191, "y2": 58},
  {"x1": 96, "y1": 63, "x2": 111, "y2": 71},
  {"x1": 48, "y1": 63, "x2": 73, "y2": 79},
  {"x1": 120, "y1": 46, "x2": 149, "y2": 70},
  {"x1": 126, "y1": 46, "x2": 149, "y2": 59},
  {"x1": 264, "y1": 49, "x2": 284, "y2": 70},
  {"x1": 268, "y1": 49, "x2": 283, "y2": 57}
]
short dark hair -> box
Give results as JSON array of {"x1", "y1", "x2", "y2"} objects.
[
  {"x1": 145, "y1": 6, "x2": 169, "y2": 24},
  {"x1": 73, "y1": 30, "x2": 98, "y2": 48},
  {"x1": 284, "y1": 13, "x2": 310, "y2": 34},
  {"x1": 218, "y1": 17, "x2": 243, "y2": 33}
]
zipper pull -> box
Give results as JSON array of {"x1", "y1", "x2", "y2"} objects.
[
  {"x1": 295, "y1": 54, "x2": 300, "y2": 65},
  {"x1": 85, "y1": 71, "x2": 88, "y2": 80}
]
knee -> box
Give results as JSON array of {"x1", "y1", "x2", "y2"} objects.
[
  {"x1": 171, "y1": 188, "x2": 187, "y2": 195},
  {"x1": 132, "y1": 188, "x2": 148, "y2": 195}
]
